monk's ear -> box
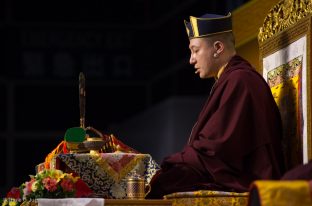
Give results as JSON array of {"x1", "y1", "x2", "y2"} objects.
[{"x1": 213, "y1": 41, "x2": 224, "y2": 55}]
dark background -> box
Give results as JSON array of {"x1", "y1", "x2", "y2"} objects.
[{"x1": 1, "y1": 0, "x2": 250, "y2": 196}]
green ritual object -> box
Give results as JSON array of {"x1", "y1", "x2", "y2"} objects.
[
  {"x1": 63, "y1": 73, "x2": 108, "y2": 153},
  {"x1": 64, "y1": 127, "x2": 87, "y2": 153},
  {"x1": 63, "y1": 72, "x2": 88, "y2": 153},
  {"x1": 64, "y1": 127, "x2": 86, "y2": 142}
]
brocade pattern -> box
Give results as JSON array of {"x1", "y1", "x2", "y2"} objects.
[
  {"x1": 164, "y1": 190, "x2": 249, "y2": 206},
  {"x1": 57, "y1": 153, "x2": 160, "y2": 198}
]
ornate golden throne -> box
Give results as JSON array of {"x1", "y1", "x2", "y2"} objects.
[
  {"x1": 247, "y1": 0, "x2": 312, "y2": 205},
  {"x1": 258, "y1": 0, "x2": 312, "y2": 170}
]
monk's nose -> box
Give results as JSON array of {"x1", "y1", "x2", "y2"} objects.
[{"x1": 189, "y1": 55, "x2": 196, "y2": 65}]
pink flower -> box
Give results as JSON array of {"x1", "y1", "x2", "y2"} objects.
[
  {"x1": 25, "y1": 179, "x2": 35, "y2": 195},
  {"x1": 60, "y1": 178, "x2": 74, "y2": 192},
  {"x1": 42, "y1": 177, "x2": 58, "y2": 192},
  {"x1": 17, "y1": 169, "x2": 86, "y2": 200}
]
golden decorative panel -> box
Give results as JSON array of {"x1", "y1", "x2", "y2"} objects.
[{"x1": 258, "y1": 0, "x2": 312, "y2": 43}]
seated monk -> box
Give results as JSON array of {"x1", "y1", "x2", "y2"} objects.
[{"x1": 146, "y1": 13, "x2": 286, "y2": 199}]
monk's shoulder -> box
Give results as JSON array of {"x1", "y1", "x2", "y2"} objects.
[{"x1": 225, "y1": 67, "x2": 264, "y2": 85}]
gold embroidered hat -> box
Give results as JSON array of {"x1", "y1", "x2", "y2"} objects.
[{"x1": 184, "y1": 13, "x2": 232, "y2": 39}]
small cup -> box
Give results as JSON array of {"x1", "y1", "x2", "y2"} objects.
[{"x1": 126, "y1": 172, "x2": 151, "y2": 199}]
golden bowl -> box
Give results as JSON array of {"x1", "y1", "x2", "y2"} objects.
[
  {"x1": 67, "y1": 141, "x2": 88, "y2": 153},
  {"x1": 83, "y1": 137, "x2": 106, "y2": 152}
]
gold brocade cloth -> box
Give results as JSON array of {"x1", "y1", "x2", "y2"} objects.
[
  {"x1": 164, "y1": 190, "x2": 248, "y2": 206},
  {"x1": 56, "y1": 152, "x2": 159, "y2": 199},
  {"x1": 248, "y1": 180, "x2": 312, "y2": 206}
]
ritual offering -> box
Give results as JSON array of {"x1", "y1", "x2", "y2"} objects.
[
  {"x1": 63, "y1": 72, "x2": 115, "y2": 154},
  {"x1": 83, "y1": 137, "x2": 105, "y2": 153},
  {"x1": 64, "y1": 127, "x2": 87, "y2": 153},
  {"x1": 2, "y1": 72, "x2": 160, "y2": 202},
  {"x1": 126, "y1": 170, "x2": 151, "y2": 199},
  {"x1": 83, "y1": 127, "x2": 106, "y2": 153}
]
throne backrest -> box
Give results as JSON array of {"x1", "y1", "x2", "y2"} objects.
[{"x1": 258, "y1": 0, "x2": 312, "y2": 171}]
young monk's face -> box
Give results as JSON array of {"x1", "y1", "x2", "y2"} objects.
[{"x1": 189, "y1": 37, "x2": 218, "y2": 79}]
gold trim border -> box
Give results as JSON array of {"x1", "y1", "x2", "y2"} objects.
[{"x1": 258, "y1": 0, "x2": 312, "y2": 44}]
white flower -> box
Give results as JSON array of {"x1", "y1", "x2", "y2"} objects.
[{"x1": 22, "y1": 187, "x2": 28, "y2": 200}]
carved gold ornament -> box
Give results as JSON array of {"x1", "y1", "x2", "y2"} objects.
[{"x1": 258, "y1": 0, "x2": 312, "y2": 43}]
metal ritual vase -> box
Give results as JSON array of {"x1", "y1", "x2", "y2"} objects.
[{"x1": 126, "y1": 171, "x2": 151, "y2": 199}]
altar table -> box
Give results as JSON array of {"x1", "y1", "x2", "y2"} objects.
[
  {"x1": 56, "y1": 152, "x2": 160, "y2": 199},
  {"x1": 34, "y1": 199, "x2": 172, "y2": 206}
]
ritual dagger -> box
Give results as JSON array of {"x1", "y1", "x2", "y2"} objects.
[{"x1": 79, "y1": 72, "x2": 86, "y2": 129}]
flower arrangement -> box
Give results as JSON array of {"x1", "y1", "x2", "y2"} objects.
[
  {"x1": 21, "y1": 169, "x2": 80, "y2": 200},
  {"x1": 2, "y1": 169, "x2": 93, "y2": 206}
]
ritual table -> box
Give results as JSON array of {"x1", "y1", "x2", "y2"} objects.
[
  {"x1": 56, "y1": 152, "x2": 160, "y2": 199},
  {"x1": 34, "y1": 199, "x2": 172, "y2": 206}
]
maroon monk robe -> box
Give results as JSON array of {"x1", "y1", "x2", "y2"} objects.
[
  {"x1": 147, "y1": 55, "x2": 285, "y2": 199},
  {"x1": 281, "y1": 160, "x2": 312, "y2": 180}
]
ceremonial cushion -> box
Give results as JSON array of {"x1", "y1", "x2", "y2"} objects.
[
  {"x1": 248, "y1": 180, "x2": 312, "y2": 206},
  {"x1": 164, "y1": 190, "x2": 249, "y2": 206}
]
